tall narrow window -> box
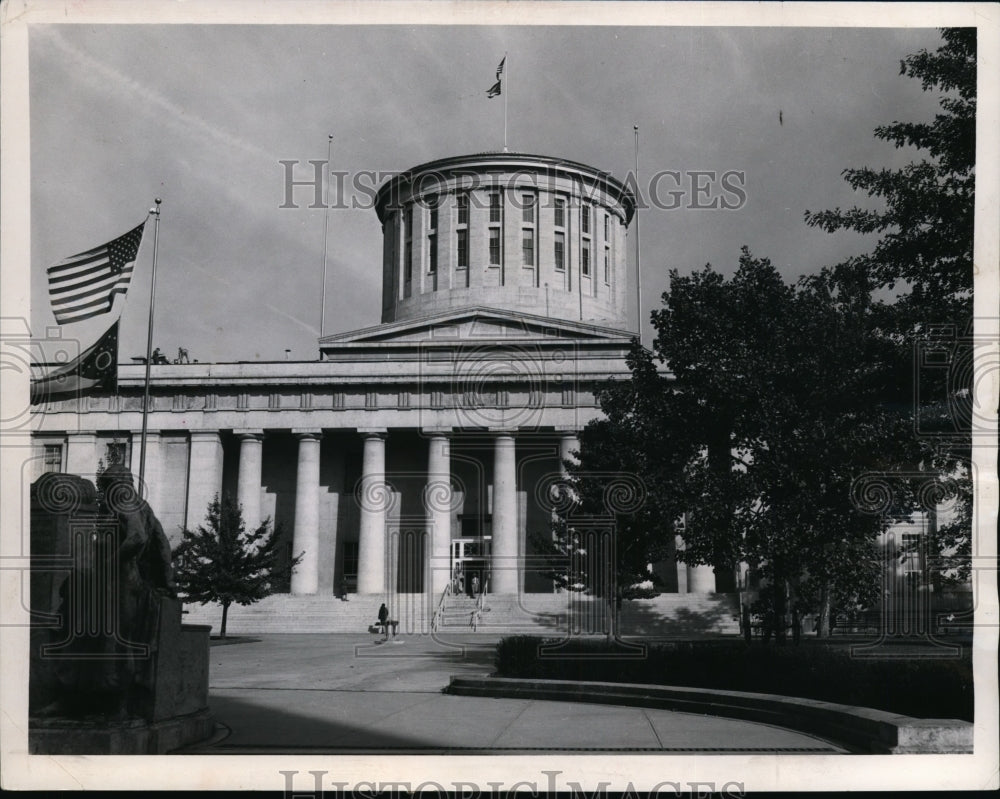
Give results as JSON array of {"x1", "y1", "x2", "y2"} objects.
[
  {"x1": 522, "y1": 229, "x2": 535, "y2": 266},
  {"x1": 342, "y1": 541, "x2": 359, "y2": 589},
  {"x1": 522, "y1": 193, "x2": 535, "y2": 224},
  {"x1": 427, "y1": 199, "x2": 438, "y2": 274},
  {"x1": 457, "y1": 229, "x2": 469, "y2": 269},
  {"x1": 489, "y1": 228, "x2": 501, "y2": 266},
  {"x1": 43, "y1": 444, "x2": 62, "y2": 474},
  {"x1": 456, "y1": 193, "x2": 469, "y2": 269},
  {"x1": 554, "y1": 231, "x2": 565, "y2": 271},
  {"x1": 604, "y1": 213, "x2": 610, "y2": 240},
  {"x1": 404, "y1": 206, "x2": 413, "y2": 282},
  {"x1": 489, "y1": 192, "x2": 501, "y2": 223},
  {"x1": 581, "y1": 240, "x2": 591, "y2": 277},
  {"x1": 554, "y1": 197, "x2": 566, "y2": 228},
  {"x1": 604, "y1": 248, "x2": 610, "y2": 284},
  {"x1": 581, "y1": 203, "x2": 591, "y2": 235}
]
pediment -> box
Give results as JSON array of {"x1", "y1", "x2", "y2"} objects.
[{"x1": 319, "y1": 307, "x2": 633, "y2": 348}]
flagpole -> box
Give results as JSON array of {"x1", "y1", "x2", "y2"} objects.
[
  {"x1": 503, "y1": 52, "x2": 508, "y2": 152},
  {"x1": 634, "y1": 125, "x2": 642, "y2": 336},
  {"x1": 318, "y1": 134, "x2": 334, "y2": 356},
  {"x1": 138, "y1": 198, "x2": 161, "y2": 493}
]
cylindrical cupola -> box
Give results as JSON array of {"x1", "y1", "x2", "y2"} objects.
[{"x1": 374, "y1": 153, "x2": 634, "y2": 329}]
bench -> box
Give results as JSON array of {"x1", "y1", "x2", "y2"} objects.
[{"x1": 369, "y1": 620, "x2": 399, "y2": 638}]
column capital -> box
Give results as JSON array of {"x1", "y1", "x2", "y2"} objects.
[
  {"x1": 488, "y1": 428, "x2": 517, "y2": 437},
  {"x1": 188, "y1": 430, "x2": 221, "y2": 442},
  {"x1": 292, "y1": 428, "x2": 323, "y2": 439},
  {"x1": 556, "y1": 427, "x2": 583, "y2": 436},
  {"x1": 357, "y1": 427, "x2": 387, "y2": 437},
  {"x1": 235, "y1": 429, "x2": 264, "y2": 440},
  {"x1": 421, "y1": 427, "x2": 453, "y2": 438}
]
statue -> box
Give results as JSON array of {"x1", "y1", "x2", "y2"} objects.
[
  {"x1": 31, "y1": 466, "x2": 177, "y2": 720},
  {"x1": 30, "y1": 467, "x2": 213, "y2": 753}
]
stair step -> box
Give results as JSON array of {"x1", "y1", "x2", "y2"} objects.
[{"x1": 182, "y1": 593, "x2": 742, "y2": 635}]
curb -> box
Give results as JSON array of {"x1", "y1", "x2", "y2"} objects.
[{"x1": 445, "y1": 676, "x2": 973, "y2": 754}]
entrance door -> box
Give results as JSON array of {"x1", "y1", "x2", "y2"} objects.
[{"x1": 451, "y1": 537, "x2": 492, "y2": 595}]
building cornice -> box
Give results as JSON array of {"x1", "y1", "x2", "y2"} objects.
[{"x1": 374, "y1": 152, "x2": 635, "y2": 224}]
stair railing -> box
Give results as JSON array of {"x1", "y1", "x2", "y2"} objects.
[
  {"x1": 471, "y1": 577, "x2": 489, "y2": 631},
  {"x1": 431, "y1": 582, "x2": 452, "y2": 632}
]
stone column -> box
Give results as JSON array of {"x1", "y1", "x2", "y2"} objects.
[
  {"x1": 130, "y1": 431, "x2": 162, "y2": 512},
  {"x1": 674, "y1": 534, "x2": 688, "y2": 593},
  {"x1": 491, "y1": 433, "x2": 518, "y2": 594},
  {"x1": 686, "y1": 562, "x2": 716, "y2": 594},
  {"x1": 186, "y1": 431, "x2": 223, "y2": 529},
  {"x1": 558, "y1": 432, "x2": 580, "y2": 504},
  {"x1": 558, "y1": 433, "x2": 580, "y2": 473},
  {"x1": 425, "y1": 432, "x2": 452, "y2": 595},
  {"x1": 236, "y1": 431, "x2": 264, "y2": 531},
  {"x1": 291, "y1": 431, "x2": 322, "y2": 595},
  {"x1": 65, "y1": 431, "x2": 97, "y2": 483},
  {"x1": 357, "y1": 431, "x2": 387, "y2": 595}
]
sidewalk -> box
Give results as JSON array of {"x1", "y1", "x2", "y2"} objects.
[{"x1": 178, "y1": 634, "x2": 847, "y2": 754}]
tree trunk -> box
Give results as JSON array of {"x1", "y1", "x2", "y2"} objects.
[
  {"x1": 607, "y1": 586, "x2": 621, "y2": 643},
  {"x1": 773, "y1": 577, "x2": 787, "y2": 646},
  {"x1": 220, "y1": 601, "x2": 230, "y2": 639},
  {"x1": 816, "y1": 583, "x2": 833, "y2": 637}
]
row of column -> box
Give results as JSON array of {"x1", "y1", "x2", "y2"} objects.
[
  {"x1": 225, "y1": 428, "x2": 573, "y2": 596},
  {"x1": 63, "y1": 430, "x2": 224, "y2": 533},
  {"x1": 62, "y1": 428, "x2": 716, "y2": 595},
  {"x1": 236, "y1": 427, "x2": 715, "y2": 596},
  {"x1": 353, "y1": 430, "x2": 528, "y2": 596}
]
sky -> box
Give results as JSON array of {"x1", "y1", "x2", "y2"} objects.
[{"x1": 26, "y1": 22, "x2": 946, "y2": 363}]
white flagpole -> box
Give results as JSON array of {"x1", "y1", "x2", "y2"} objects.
[
  {"x1": 138, "y1": 198, "x2": 161, "y2": 492},
  {"x1": 634, "y1": 125, "x2": 642, "y2": 336},
  {"x1": 319, "y1": 134, "x2": 333, "y2": 349},
  {"x1": 503, "y1": 52, "x2": 508, "y2": 152}
]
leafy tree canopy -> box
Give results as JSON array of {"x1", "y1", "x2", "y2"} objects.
[
  {"x1": 172, "y1": 494, "x2": 302, "y2": 637},
  {"x1": 804, "y1": 27, "x2": 975, "y2": 324}
]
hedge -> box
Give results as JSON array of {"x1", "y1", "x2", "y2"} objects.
[{"x1": 494, "y1": 636, "x2": 973, "y2": 721}]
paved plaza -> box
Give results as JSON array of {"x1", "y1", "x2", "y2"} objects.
[{"x1": 178, "y1": 634, "x2": 847, "y2": 754}]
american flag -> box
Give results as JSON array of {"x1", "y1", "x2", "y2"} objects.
[{"x1": 47, "y1": 221, "x2": 145, "y2": 325}]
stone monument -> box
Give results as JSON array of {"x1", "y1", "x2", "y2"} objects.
[{"x1": 29, "y1": 467, "x2": 213, "y2": 754}]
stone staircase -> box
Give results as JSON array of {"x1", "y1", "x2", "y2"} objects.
[
  {"x1": 182, "y1": 592, "x2": 741, "y2": 637},
  {"x1": 181, "y1": 595, "x2": 433, "y2": 636}
]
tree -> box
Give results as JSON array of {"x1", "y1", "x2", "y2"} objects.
[
  {"x1": 531, "y1": 332, "x2": 704, "y2": 641},
  {"x1": 805, "y1": 28, "x2": 977, "y2": 589},
  {"x1": 659, "y1": 252, "x2": 926, "y2": 640},
  {"x1": 558, "y1": 250, "x2": 921, "y2": 643},
  {"x1": 804, "y1": 27, "x2": 975, "y2": 324},
  {"x1": 172, "y1": 495, "x2": 302, "y2": 638}
]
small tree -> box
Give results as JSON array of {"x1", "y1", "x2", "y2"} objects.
[{"x1": 172, "y1": 494, "x2": 302, "y2": 638}]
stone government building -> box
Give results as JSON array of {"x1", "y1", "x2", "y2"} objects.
[{"x1": 30, "y1": 152, "x2": 955, "y2": 636}]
